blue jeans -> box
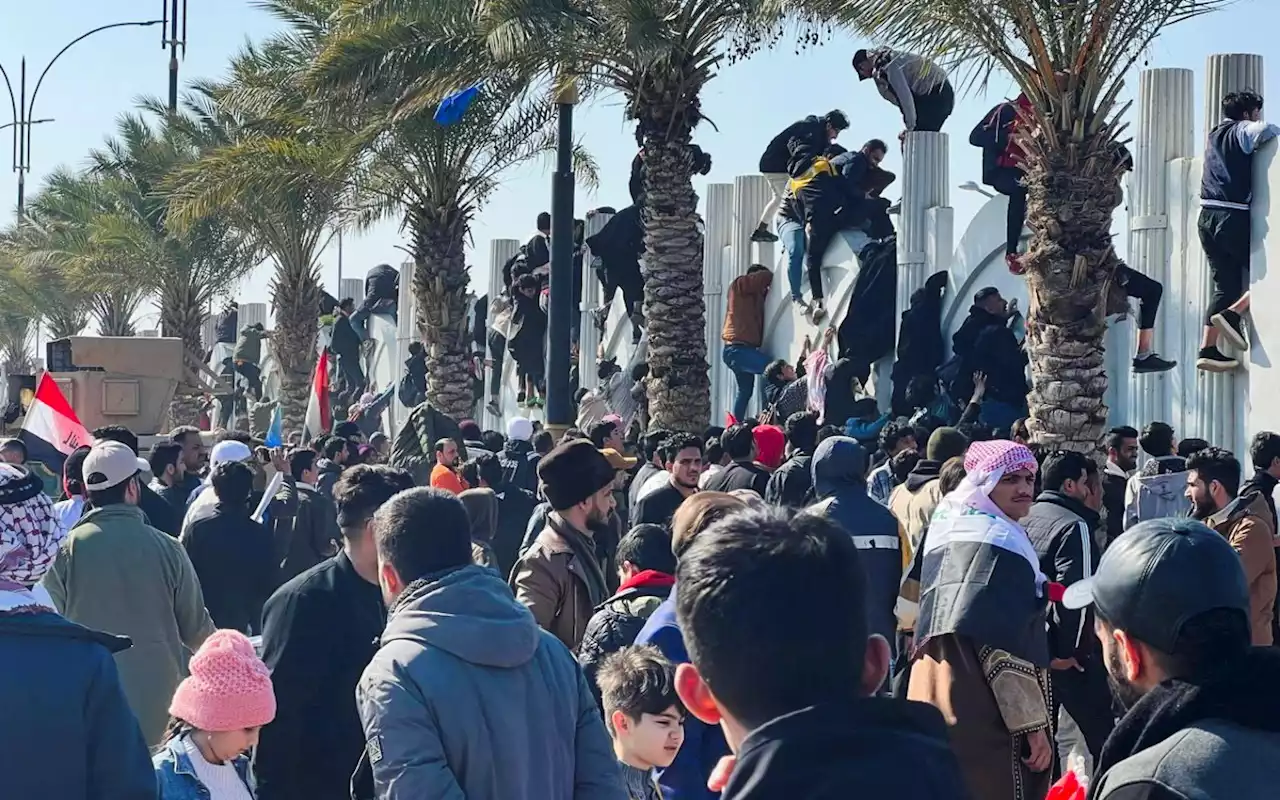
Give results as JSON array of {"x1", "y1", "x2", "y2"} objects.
[
  {"x1": 778, "y1": 219, "x2": 806, "y2": 301},
  {"x1": 723, "y1": 343, "x2": 770, "y2": 421}
]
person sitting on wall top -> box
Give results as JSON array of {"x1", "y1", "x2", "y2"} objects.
[
  {"x1": 753, "y1": 110, "x2": 850, "y2": 244},
  {"x1": 350, "y1": 263, "x2": 400, "y2": 341},
  {"x1": 853, "y1": 46, "x2": 955, "y2": 136}
]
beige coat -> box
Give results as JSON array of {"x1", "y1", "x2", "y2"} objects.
[
  {"x1": 1208, "y1": 493, "x2": 1278, "y2": 646},
  {"x1": 510, "y1": 520, "x2": 607, "y2": 652}
]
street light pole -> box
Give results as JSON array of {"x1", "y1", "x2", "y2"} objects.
[
  {"x1": 0, "y1": 19, "x2": 164, "y2": 218},
  {"x1": 164, "y1": 0, "x2": 188, "y2": 114},
  {"x1": 545, "y1": 79, "x2": 578, "y2": 436}
]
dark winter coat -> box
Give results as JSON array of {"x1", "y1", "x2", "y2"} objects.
[
  {"x1": 721, "y1": 699, "x2": 970, "y2": 800},
  {"x1": 765, "y1": 453, "x2": 813, "y2": 507},
  {"x1": 331, "y1": 314, "x2": 361, "y2": 361},
  {"x1": 491, "y1": 480, "x2": 540, "y2": 581},
  {"x1": 499, "y1": 439, "x2": 541, "y2": 494},
  {"x1": 139, "y1": 480, "x2": 181, "y2": 536},
  {"x1": 254, "y1": 551, "x2": 385, "y2": 800},
  {"x1": 276, "y1": 483, "x2": 341, "y2": 582},
  {"x1": 578, "y1": 571, "x2": 674, "y2": 707},
  {"x1": 951, "y1": 305, "x2": 1027, "y2": 405},
  {"x1": 1101, "y1": 463, "x2": 1129, "y2": 546},
  {"x1": 702, "y1": 460, "x2": 771, "y2": 497},
  {"x1": 315, "y1": 458, "x2": 343, "y2": 500},
  {"x1": 181, "y1": 503, "x2": 279, "y2": 633},
  {"x1": 836, "y1": 238, "x2": 897, "y2": 369},
  {"x1": 890, "y1": 273, "x2": 947, "y2": 417},
  {"x1": 363, "y1": 263, "x2": 399, "y2": 304},
  {"x1": 810, "y1": 437, "x2": 906, "y2": 649},
  {"x1": 759, "y1": 116, "x2": 829, "y2": 174},
  {"x1": 586, "y1": 205, "x2": 644, "y2": 288},
  {"x1": 389, "y1": 403, "x2": 463, "y2": 486},
  {"x1": 0, "y1": 611, "x2": 156, "y2": 800},
  {"x1": 214, "y1": 307, "x2": 239, "y2": 345},
  {"x1": 1021, "y1": 491, "x2": 1103, "y2": 662}
]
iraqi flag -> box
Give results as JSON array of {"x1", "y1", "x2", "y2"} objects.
[
  {"x1": 19, "y1": 374, "x2": 92, "y2": 472},
  {"x1": 303, "y1": 348, "x2": 331, "y2": 444}
]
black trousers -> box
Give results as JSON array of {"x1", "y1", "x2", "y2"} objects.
[
  {"x1": 912, "y1": 81, "x2": 955, "y2": 132},
  {"x1": 987, "y1": 167, "x2": 1027, "y2": 256},
  {"x1": 1117, "y1": 265, "x2": 1163, "y2": 330},
  {"x1": 806, "y1": 206, "x2": 857, "y2": 301},
  {"x1": 233, "y1": 361, "x2": 263, "y2": 397},
  {"x1": 1051, "y1": 659, "x2": 1115, "y2": 764},
  {"x1": 1198, "y1": 206, "x2": 1251, "y2": 322},
  {"x1": 487, "y1": 330, "x2": 506, "y2": 397}
]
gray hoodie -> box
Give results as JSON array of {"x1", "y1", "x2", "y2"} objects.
[{"x1": 356, "y1": 564, "x2": 625, "y2": 800}]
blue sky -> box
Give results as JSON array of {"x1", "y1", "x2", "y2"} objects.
[{"x1": 2, "y1": 0, "x2": 1276, "y2": 327}]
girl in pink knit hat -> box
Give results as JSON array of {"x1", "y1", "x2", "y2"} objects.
[{"x1": 154, "y1": 629, "x2": 277, "y2": 799}]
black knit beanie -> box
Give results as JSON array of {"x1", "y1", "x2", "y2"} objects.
[{"x1": 537, "y1": 440, "x2": 616, "y2": 511}]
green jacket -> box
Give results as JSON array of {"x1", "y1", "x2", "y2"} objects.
[
  {"x1": 43, "y1": 503, "x2": 214, "y2": 745},
  {"x1": 233, "y1": 326, "x2": 265, "y2": 364}
]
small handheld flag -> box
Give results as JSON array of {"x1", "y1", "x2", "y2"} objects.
[
  {"x1": 264, "y1": 405, "x2": 283, "y2": 448},
  {"x1": 303, "y1": 349, "x2": 331, "y2": 444}
]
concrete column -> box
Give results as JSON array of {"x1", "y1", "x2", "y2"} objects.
[
  {"x1": 200, "y1": 313, "x2": 216, "y2": 351},
  {"x1": 896, "y1": 132, "x2": 950, "y2": 312},
  {"x1": 704, "y1": 183, "x2": 735, "y2": 424},
  {"x1": 1196, "y1": 54, "x2": 1263, "y2": 453},
  {"x1": 390, "y1": 260, "x2": 416, "y2": 434},
  {"x1": 577, "y1": 212, "x2": 612, "y2": 384},
  {"x1": 339, "y1": 278, "x2": 363, "y2": 303},
  {"x1": 731, "y1": 175, "x2": 773, "y2": 280},
  {"x1": 1126, "y1": 68, "x2": 1195, "y2": 430},
  {"x1": 239, "y1": 302, "x2": 268, "y2": 330},
  {"x1": 483, "y1": 239, "x2": 520, "y2": 430}
]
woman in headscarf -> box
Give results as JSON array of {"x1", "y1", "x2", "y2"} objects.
[
  {"x1": 459, "y1": 488, "x2": 500, "y2": 571},
  {"x1": 0, "y1": 464, "x2": 155, "y2": 796},
  {"x1": 907, "y1": 440, "x2": 1053, "y2": 800}
]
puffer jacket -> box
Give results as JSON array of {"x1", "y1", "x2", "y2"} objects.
[
  {"x1": 809, "y1": 436, "x2": 907, "y2": 649},
  {"x1": 578, "y1": 571, "x2": 674, "y2": 707}
]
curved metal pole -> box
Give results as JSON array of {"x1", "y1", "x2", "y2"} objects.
[{"x1": 28, "y1": 19, "x2": 163, "y2": 124}]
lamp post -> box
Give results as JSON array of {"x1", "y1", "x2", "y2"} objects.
[
  {"x1": 0, "y1": 19, "x2": 165, "y2": 218},
  {"x1": 545, "y1": 77, "x2": 578, "y2": 436},
  {"x1": 958, "y1": 180, "x2": 996, "y2": 198}
]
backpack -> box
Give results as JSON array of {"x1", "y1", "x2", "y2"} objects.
[{"x1": 1123, "y1": 472, "x2": 1190, "y2": 530}]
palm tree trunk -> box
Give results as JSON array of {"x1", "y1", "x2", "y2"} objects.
[
  {"x1": 639, "y1": 128, "x2": 710, "y2": 432},
  {"x1": 409, "y1": 202, "x2": 472, "y2": 420},
  {"x1": 160, "y1": 284, "x2": 208, "y2": 428},
  {"x1": 1022, "y1": 148, "x2": 1120, "y2": 451},
  {"x1": 271, "y1": 258, "x2": 322, "y2": 433}
]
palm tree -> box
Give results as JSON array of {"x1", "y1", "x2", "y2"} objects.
[
  {"x1": 839, "y1": 0, "x2": 1226, "y2": 449},
  {"x1": 309, "y1": 0, "x2": 598, "y2": 420},
  {"x1": 165, "y1": 5, "x2": 353, "y2": 430}
]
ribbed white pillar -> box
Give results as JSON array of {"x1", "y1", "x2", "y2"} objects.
[
  {"x1": 339, "y1": 278, "x2": 363, "y2": 303},
  {"x1": 1125, "y1": 68, "x2": 1195, "y2": 431},
  {"x1": 239, "y1": 302, "x2": 268, "y2": 329},
  {"x1": 704, "y1": 183, "x2": 735, "y2": 424},
  {"x1": 577, "y1": 212, "x2": 612, "y2": 384},
  {"x1": 483, "y1": 239, "x2": 520, "y2": 429},
  {"x1": 391, "y1": 260, "x2": 417, "y2": 433},
  {"x1": 731, "y1": 175, "x2": 773, "y2": 280},
  {"x1": 896, "y1": 132, "x2": 949, "y2": 312},
  {"x1": 1196, "y1": 54, "x2": 1263, "y2": 453},
  {"x1": 200, "y1": 314, "x2": 216, "y2": 351}
]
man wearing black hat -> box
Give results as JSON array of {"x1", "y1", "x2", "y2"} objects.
[
  {"x1": 511, "y1": 440, "x2": 618, "y2": 652},
  {"x1": 1063, "y1": 518, "x2": 1280, "y2": 799}
]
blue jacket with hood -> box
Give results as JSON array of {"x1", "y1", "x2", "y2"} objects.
[
  {"x1": 810, "y1": 436, "x2": 907, "y2": 649},
  {"x1": 356, "y1": 564, "x2": 625, "y2": 800}
]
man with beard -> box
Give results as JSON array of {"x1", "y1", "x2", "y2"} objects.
[
  {"x1": 1184, "y1": 447, "x2": 1277, "y2": 645},
  {"x1": 1063, "y1": 517, "x2": 1280, "y2": 799},
  {"x1": 1102, "y1": 426, "x2": 1139, "y2": 544},
  {"x1": 512, "y1": 441, "x2": 619, "y2": 652},
  {"x1": 632, "y1": 434, "x2": 704, "y2": 529}
]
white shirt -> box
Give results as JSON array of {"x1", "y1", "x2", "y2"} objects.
[
  {"x1": 52, "y1": 496, "x2": 85, "y2": 533},
  {"x1": 181, "y1": 735, "x2": 253, "y2": 800}
]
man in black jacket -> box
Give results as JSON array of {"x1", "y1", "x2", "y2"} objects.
[
  {"x1": 473, "y1": 451, "x2": 538, "y2": 580},
  {"x1": 950, "y1": 287, "x2": 1027, "y2": 433},
  {"x1": 331, "y1": 299, "x2": 366, "y2": 397},
  {"x1": 702, "y1": 424, "x2": 770, "y2": 497},
  {"x1": 1103, "y1": 426, "x2": 1140, "y2": 545},
  {"x1": 92, "y1": 425, "x2": 180, "y2": 537},
  {"x1": 765, "y1": 411, "x2": 819, "y2": 507},
  {"x1": 1021, "y1": 450, "x2": 1114, "y2": 765},
  {"x1": 752, "y1": 110, "x2": 849, "y2": 243},
  {"x1": 254, "y1": 464, "x2": 414, "y2": 800}
]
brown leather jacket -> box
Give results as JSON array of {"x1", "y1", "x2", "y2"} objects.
[
  {"x1": 721, "y1": 269, "x2": 772, "y2": 348},
  {"x1": 510, "y1": 516, "x2": 609, "y2": 652},
  {"x1": 1208, "y1": 492, "x2": 1278, "y2": 646}
]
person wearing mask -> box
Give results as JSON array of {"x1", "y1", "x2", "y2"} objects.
[
  {"x1": 866, "y1": 420, "x2": 919, "y2": 506},
  {"x1": 170, "y1": 426, "x2": 207, "y2": 498},
  {"x1": 721, "y1": 265, "x2": 773, "y2": 422},
  {"x1": 0, "y1": 463, "x2": 156, "y2": 798},
  {"x1": 673, "y1": 506, "x2": 967, "y2": 798},
  {"x1": 765, "y1": 410, "x2": 820, "y2": 507},
  {"x1": 93, "y1": 424, "x2": 181, "y2": 537},
  {"x1": 512, "y1": 441, "x2": 619, "y2": 652},
  {"x1": 853, "y1": 46, "x2": 953, "y2": 134},
  {"x1": 949, "y1": 288, "x2": 1028, "y2": 432},
  {"x1": 701, "y1": 425, "x2": 769, "y2": 497},
  {"x1": 1196, "y1": 91, "x2": 1279, "y2": 372},
  {"x1": 633, "y1": 434, "x2": 705, "y2": 528},
  {"x1": 181, "y1": 461, "x2": 279, "y2": 634},
  {"x1": 1184, "y1": 447, "x2": 1276, "y2": 645},
  {"x1": 149, "y1": 441, "x2": 190, "y2": 519},
  {"x1": 810, "y1": 436, "x2": 906, "y2": 653},
  {"x1": 908, "y1": 441, "x2": 1053, "y2": 800},
  {"x1": 1062, "y1": 518, "x2": 1280, "y2": 798},
  {"x1": 579, "y1": 524, "x2": 678, "y2": 704},
  {"x1": 636, "y1": 492, "x2": 747, "y2": 800},
  {"x1": 751, "y1": 110, "x2": 850, "y2": 244},
  {"x1": 1102, "y1": 425, "x2": 1140, "y2": 544},
  {"x1": 1021, "y1": 450, "x2": 1114, "y2": 768},
  {"x1": 501, "y1": 416, "x2": 542, "y2": 493},
  {"x1": 429, "y1": 438, "x2": 469, "y2": 494},
  {"x1": 254, "y1": 465, "x2": 415, "y2": 800},
  {"x1": 43, "y1": 440, "x2": 215, "y2": 746},
  {"x1": 357, "y1": 487, "x2": 624, "y2": 799},
  {"x1": 53, "y1": 445, "x2": 91, "y2": 533},
  {"x1": 277, "y1": 449, "x2": 340, "y2": 581}
]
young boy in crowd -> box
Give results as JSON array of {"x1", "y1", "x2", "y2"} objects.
[{"x1": 597, "y1": 645, "x2": 687, "y2": 800}]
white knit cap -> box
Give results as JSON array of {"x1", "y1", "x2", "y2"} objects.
[{"x1": 507, "y1": 417, "x2": 534, "y2": 442}]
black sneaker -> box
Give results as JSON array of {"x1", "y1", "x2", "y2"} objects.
[
  {"x1": 750, "y1": 226, "x2": 779, "y2": 243},
  {"x1": 1195, "y1": 346, "x2": 1239, "y2": 373},
  {"x1": 516, "y1": 390, "x2": 526, "y2": 405},
  {"x1": 1210, "y1": 309, "x2": 1248, "y2": 351},
  {"x1": 1133, "y1": 353, "x2": 1176, "y2": 374}
]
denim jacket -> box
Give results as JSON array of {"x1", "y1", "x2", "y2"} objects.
[{"x1": 153, "y1": 737, "x2": 256, "y2": 799}]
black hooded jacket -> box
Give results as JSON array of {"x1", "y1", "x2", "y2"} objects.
[
  {"x1": 759, "y1": 116, "x2": 829, "y2": 174},
  {"x1": 721, "y1": 699, "x2": 970, "y2": 800},
  {"x1": 951, "y1": 305, "x2": 1027, "y2": 405}
]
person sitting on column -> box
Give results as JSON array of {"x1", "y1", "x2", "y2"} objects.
[
  {"x1": 787, "y1": 137, "x2": 860, "y2": 324},
  {"x1": 231, "y1": 322, "x2": 269, "y2": 399},
  {"x1": 751, "y1": 110, "x2": 850, "y2": 244},
  {"x1": 721, "y1": 265, "x2": 773, "y2": 422},
  {"x1": 1196, "y1": 91, "x2": 1280, "y2": 372},
  {"x1": 350, "y1": 263, "x2": 400, "y2": 341},
  {"x1": 509, "y1": 273, "x2": 548, "y2": 409},
  {"x1": 330, "y1": 299, "x2": 367, "y2": 398},
  {"x1": 853, "y1": 47, "x2": 954, "y2": 136}
]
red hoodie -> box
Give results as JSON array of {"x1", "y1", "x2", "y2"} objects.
[{"x1": 617, "y1": 569, "x2": 675, "y2": 593}]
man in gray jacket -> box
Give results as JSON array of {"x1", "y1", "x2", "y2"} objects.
[
  {"x1": 1064, "y1": 517, "x2": 1280, "y2": 799},
  {"x1": 357, "y1": 486, "x2": 626, "y2": 799}
]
